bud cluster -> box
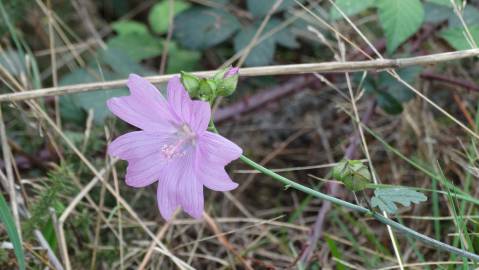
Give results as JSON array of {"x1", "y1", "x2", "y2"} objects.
[
  {"x1": 332, "y1": 160, "x2": 372, "y2": 192},
  {"x1": 180, "y1": 67, "x2": 239, "y2": 102}
]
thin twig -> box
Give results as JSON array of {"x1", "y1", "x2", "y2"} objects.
[{"x1": 1, "y1": 49, "x2": 479, "y2": 102}]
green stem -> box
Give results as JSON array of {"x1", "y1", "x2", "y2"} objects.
[{"x1": 238, "y1": 155, "x2": 479, "y2": 261}]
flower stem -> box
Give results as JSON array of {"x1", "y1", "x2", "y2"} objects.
[{"x1": 239, "y1": 155, "x2": 479, "y2": 261}]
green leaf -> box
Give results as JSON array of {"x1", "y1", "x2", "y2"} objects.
[
  {"x1": 379, "y1": 66, "x2": 422, "y2": 103},
  {"x1": 371, "y1": 187, "x2": 427, "y2": 214},
  {"x1": 234, "y1": 24, "x2": 276, "y2": 66},
  {"x1": 98, "y1": 47, "x2": 154, "y2": 76},
  {"x1": 0, "y1": 193, "x2": 25, "y2": 270},
  {"x1": 440, "y1": 26, "x2": 479, "y2": 50},
  {"x1": 424, "y1": 3, "x2": 451, "y2": 23},
  {"x1": 375, "y1": 89, "x2": 404, "y2": 114},
  {"x1": 148, "y1": 0, "x2": 190, "y2": 34},
  {"x1": 166, "y1": 42, "x2": 201, "y2": 73},
  {"x1": 274, "y1": 24, "x2": 300, "y2": 49},
  {"x1": 233, "y1": 19, "x2": 296, "y2": 66},
  {"x1": 246, "y1": 0, "x2": 301, "y2": 17},
  {"x1": 111, "y1": 20, "x2": 148, "y2": 35},
  {"x1": 427, "y1": 0, "x2": 453, "y2": 6},
  {"x1": 448, "y1": 6, "x2": 479, "y2": 27},
  {"x1": 330, "y1": 0, "x2": 374, "y2": 20},
  {"x1": 106, "y1": 33, "x2": 163, "y2": 61},
  {"x1": 174, "y1": 8, "x2": 240, "y2": 49},
  {"x1": 59, "y1": 69, "x2": 128, "y2": 124},
  {"x1": 377, "y1": 0, "x2": 424, "y2": 53}
]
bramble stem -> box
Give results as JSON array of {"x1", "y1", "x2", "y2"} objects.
[{"x1": 238, "y1": 155, "x2": 479, "y2": 261}]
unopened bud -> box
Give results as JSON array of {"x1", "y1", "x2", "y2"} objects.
[
  {"x1": 332, "y1": 160, "x2": 371, "y2": 192},
  {"x1": 180, "y1": 72, "x2": 200, "y2": 98}
]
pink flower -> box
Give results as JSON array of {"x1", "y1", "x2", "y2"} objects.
[{"x1": 107, "y1": 74, "x2": 242, "y2": 220}]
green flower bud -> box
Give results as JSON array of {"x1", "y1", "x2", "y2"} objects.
[
  {"x1": 212, "y1": 67, "x2": 230, "y2": 81},
  {"x1": 180, "y1": 71, "x2": 200, "y2": 97},
  {"x1": 216, "y1": 74, "x2": 239, "y2": 97},
  {"x1": 332, "y1": 160, "x2": 371, "y2": 192},
  {"x1": 198, "y1": 79, "x2": 217, "y2": 101}
]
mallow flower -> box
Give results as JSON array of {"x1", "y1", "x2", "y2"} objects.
[{"x1": 106, "y1": 74, "x2": 242, "y2": 220}]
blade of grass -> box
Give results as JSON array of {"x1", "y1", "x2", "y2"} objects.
[
  {"x1": 0, "y1": 192, "x2": 25, "y2": 270},
  {"x1": 325, "y1": 234, "x2": 346, "y2": 270}
]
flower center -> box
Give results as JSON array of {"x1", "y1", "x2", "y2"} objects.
[{"x1": 161, "y1": 124, "x2": 196, "y2": 160}]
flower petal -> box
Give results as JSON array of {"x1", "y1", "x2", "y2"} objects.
[
  {"x1": 196, "y1": 163, "x2": 238, "y2": 191},
  {"x1": 108, "y1": 131, "x2": 167, "y2": 160},
  {"x1": 124, "y1": 158, "x2": 167, "y2": 188},
  {"x1": 157, "y1": 167, "x2": 180, "y2": 220},
  {"x1": 178, "y1": 154, "x2": 204, "y2": 219},
  {"x1": 198, "y1": 131, "x2": 242, "y2": 166},
  {"x1": 157, "y1": 152, "x2": 204, "y2": 219},
  {"x1": 188, "y1": 100, "x2": 211, "y2": 133},
  {"x1": 108, "y1": 131, "x2": 169, "y2": 187},
  {"x1": 107, "y1": 74, "x2": 177, "y2": 132},
  {"x1": 167, "y1": 76, "x2": 191, "y2": 122},
  {"x1": 167, "y1": 76, "x2": 211, "y2": 133}
]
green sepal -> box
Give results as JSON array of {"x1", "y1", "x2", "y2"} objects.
[
  {"x1": 212, "y1": 67, "x2": 230, "y2": 81},
  {"x1": 180, "y1": 71, "x2": 200, "y2": 98},
  {"x1": 198, "y1": 79, "x2": 217, "y2": 101},
  {"x1": 216, "y1": 73, "x2": 239, "y2": 96}
]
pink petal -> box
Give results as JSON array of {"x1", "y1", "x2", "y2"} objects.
[
  {"x1": 198, "y1": 131, "x2": 242, "y2": 166},
  {"x1": 225, "y1": 67, "x2": 239, "y2": 77},
  {"x1": 167, "y1": 76, "x2": 191, "y2": 122},
  {"x1": 107, "y1": 74, "x2": 177, "y2": 132},
  {"x1": 108, "y1": 131, "x2": 168, "y2": 160},
  {"x1": 196, "y1": 162, "x2": 238, "y2": 191},
  {"x1": 188, "y1": 101, "x2": 211, "y2": 133},
  {"x1": 157, "y1": 166, "x2": 180, "y2": 220},
  {"x1": 108, "y1": 131, "x2": 169, "y2": 187},
  {"x1": 157, "y1": 152, "x2": 204, "y2": 219},
  {"x1": 167, "y1": 76, "x2": 211, "y2": 133},
  {"x1": 124, "y1": 158, "x2": 167, "y2": 188}
]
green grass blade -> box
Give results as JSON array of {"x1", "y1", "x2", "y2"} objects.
[{"x1": 0, "y1": 193, "x2": 25, "y2": 270}]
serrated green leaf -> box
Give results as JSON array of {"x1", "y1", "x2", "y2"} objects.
[
  {"x1": 234, "y1": 24, "x2": 276, "y2": 66},
  {"x1": 174, "y1": 8, "x2": 240, "y2": 49},
  {"x1": 106, "y1": 33, "x2": 163, "y2": 61},
  {"x1": 427, "y1": 0, "x2": 453, "y2": 6},
  {"x1": 377, "y1": 0, "x2": 424, "y2": 54},
  {"x1": 233, "y1": 19, "x2": 298, "y2": 66},
  {"x1": 330, "y1": 0, "x2": 374, "y2": 20},
  {"x1": 59, "y1": 69, "x2": 128, "y2": 124},
  {"x1": 0, "y1": 193, "x2": 25, "y2": 270},
  {"x1": 424, "y1": 3, "x2": 451, "y2": 23},
  {"x1": 375, "y1": 89, "x2": 404, "y2": 114},
  {"x1": 148, "y1": 0, "x2": 190, "y2": 34},
  {"x1": 371, "y1": 188, "x2": 427, "y2": 214},
  {"x1": 440, "y1": 26, "x2": 479, "y2": 50},
  {"x1": 111, "y1": 20, "x2": 148, "y2": 35},
  {"x1": 379, "y1": 66, "x2": 422, "y2": 103},
  {"x1": 448, "y1": 5, "x2": 479, "y2": 27},
  {"x1": 273, "y1": 23, "x2": 300, "y2": 49},
  {"x1": 246, "y1": 0, "x2": 301, "y2": 17},
  {"x1": 166, "y1": 42, "x2": 201, "y2": 73},
  {"x1": 98, "y1": 47, "x2": 154, "y2": 76}
]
